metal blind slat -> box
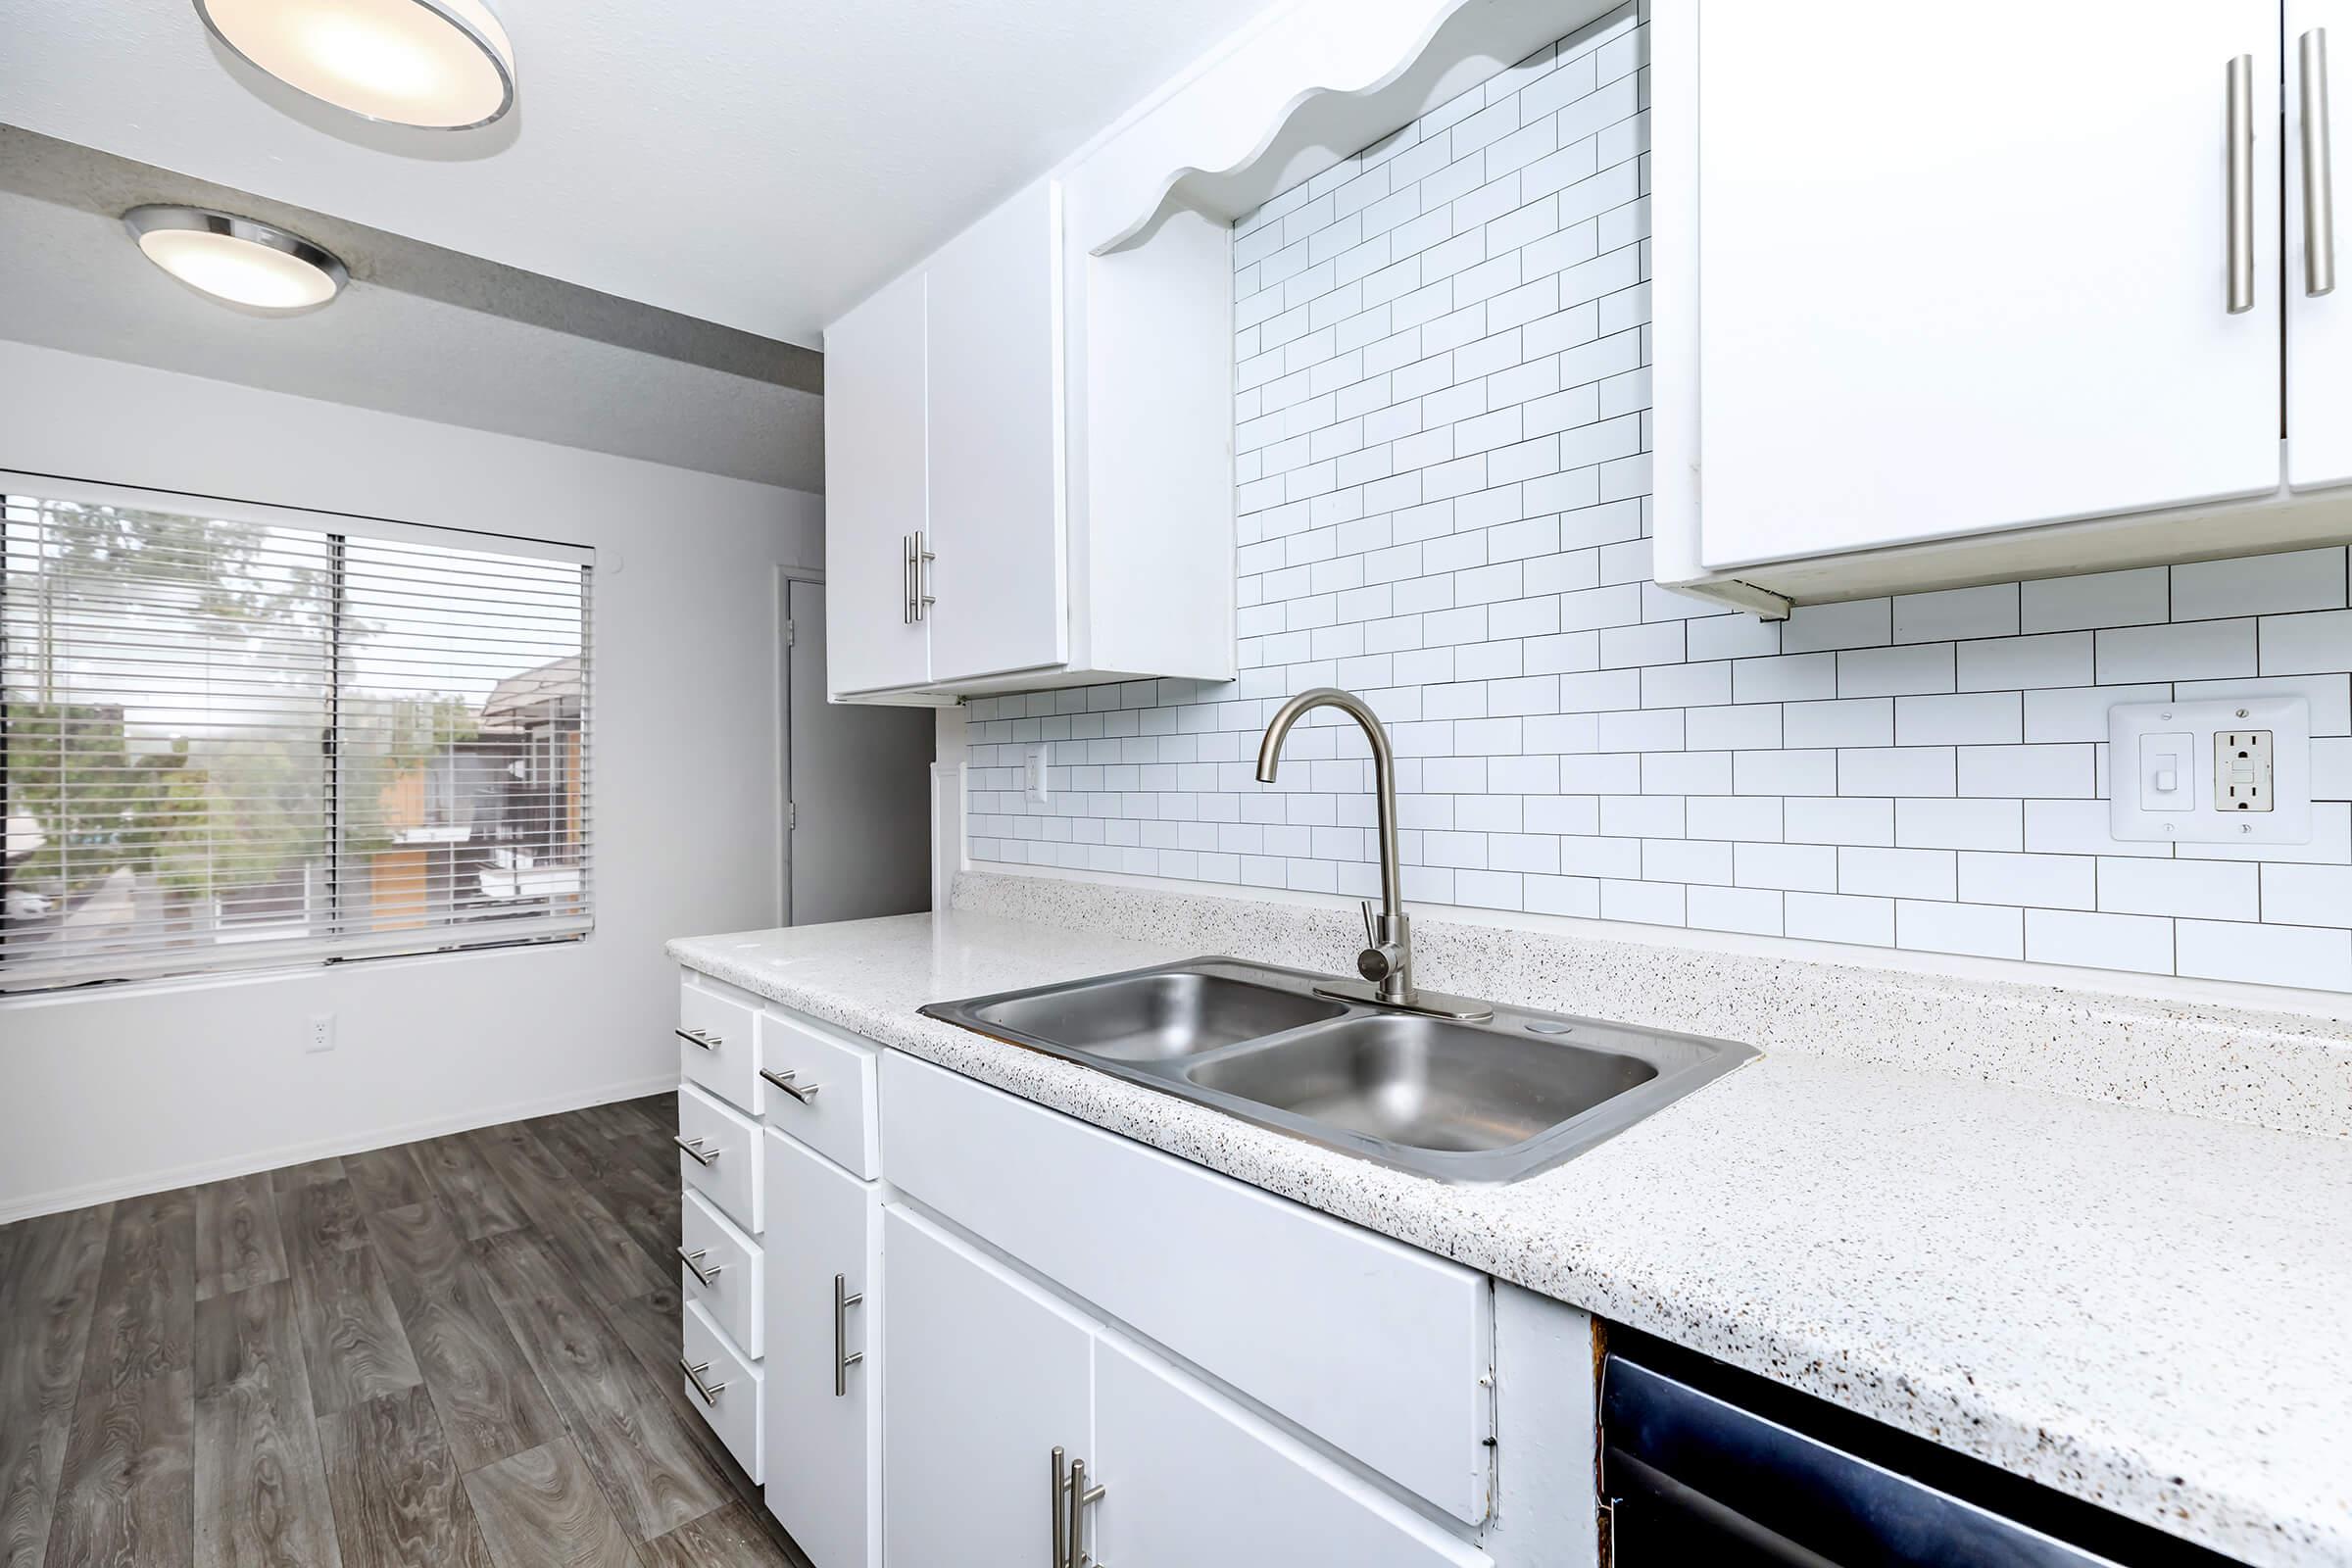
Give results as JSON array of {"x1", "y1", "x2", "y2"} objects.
[{"x1": 2, "y1": 489, "x2": 594, "y2": 994}]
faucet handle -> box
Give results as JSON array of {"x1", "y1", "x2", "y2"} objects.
[{"x1": 1359, "y1": 900, "x2": 1379, "y2": 949}]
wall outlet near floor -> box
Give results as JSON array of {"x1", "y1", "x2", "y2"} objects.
[
  {"x1": 306, "y1": 1013, "x2": 336, "y2": 1054},
  {"x1": 1023, "y1": 743, "x2": 1050, "y2": 804},
  {"x1": 2108, "y1": 695, "x2": 2311, "y2": 844}
]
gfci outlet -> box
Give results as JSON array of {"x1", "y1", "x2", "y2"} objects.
[
  {"x1": 307, "y1": 1013, "x2": 336, "y2": 1054},
  {"x1": 2108, "y1": 695, "x2": 2312, "y2": 844},
  {"x1": 1023, "y1": 743, "x2": 1051, "y2": 805},
  {"x1": 2217, "y1": 729, "x2": 2274, "y2": 811}
]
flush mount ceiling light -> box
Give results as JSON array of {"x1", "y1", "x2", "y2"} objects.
[
  {"x1": 193, "y1": 0, "x2": 515, "y2": 129},
  {"x1": 124, "y1": 206, "x2": 350, "y2": 312}
]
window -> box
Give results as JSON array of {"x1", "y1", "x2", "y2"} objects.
[{"x1": 1, "y1": 479, "x2": 592, "y2": 992}]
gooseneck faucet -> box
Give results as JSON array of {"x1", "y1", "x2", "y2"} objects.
[{"x1": 1256, "y1": 688, "x2": 1493, "y2": 1021}]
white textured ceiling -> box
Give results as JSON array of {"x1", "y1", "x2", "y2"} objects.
[{"x1": 0, "y1": 0, "x2": 1274, "y2": 347}]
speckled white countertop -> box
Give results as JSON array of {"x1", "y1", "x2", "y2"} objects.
[{"x1": 669, "y1": 906, "x2": 2352, "y2": 1568}]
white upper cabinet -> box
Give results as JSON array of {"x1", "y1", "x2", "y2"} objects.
[
  {"x1": 2288, "y1": 0, "x2": 2352, "y2": 490},
  {"x1": 1654, "y1": 1, "x2": 2352, "y2": 609},
  {"x1": 1690, "y1": 2, "x2": 2279, "y2": 571},
  {"x1": 924, "y1": 180, "x2": 1069, "y2": 682},
  {"x1": 821, "y1": 172, "x2": 1233, "y2": 702},
  {"x1": 820, "y1": 268, "x2": 930, "y2": 695}
]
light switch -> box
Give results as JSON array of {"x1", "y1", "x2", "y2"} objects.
[{"x1": 2138, "y1": 732, "x2": 2193, "y2": 812}]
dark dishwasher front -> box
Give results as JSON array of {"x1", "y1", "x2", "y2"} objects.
[{"x1": 1598, "y1": 1329, "x2": 2244, "y2": 1568}]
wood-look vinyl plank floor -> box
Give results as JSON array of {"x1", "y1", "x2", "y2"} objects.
[
  {"x1": 475, "y1": 1232, "x2": 726, "y2": 1544},
  {"x1": 0, "y1": 1205, "x2": 111, "y2": 1568},
  {"x1": 188, "y1": 1178, "x2": 285, "y2": 1305},
  {"x1": 462, "y1": 1438, "x2": 639, "y2": 1568},
  {"x1": 318, "y1": 1385, "x2": 494, "y2": 1568},
  {"x1": 191, "y1": 1280, "x2": 340, "y2": 1568},
  {"x1": 0, "y1": 1102, "x2": 787, "y2": 1568}
]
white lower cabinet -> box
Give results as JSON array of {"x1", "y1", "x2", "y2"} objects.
[
  {"x1": 1093, "y1": 1332, "x2": 1489, "y2": 1568},
  {"x1": 881, "y1": 1204, "x2": 1097, "y2": 1566},
  {"x1": 761, "y1": 1130, "x2": 881, "y2": 1568},
  {"x1": 880, "y1": 1202, "x2": 1486, "y2": 1568}
]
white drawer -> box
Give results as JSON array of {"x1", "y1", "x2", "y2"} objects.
[
  {"x1": 758, "y1": 1006, "x2": 881, "y2": 1179},
  {"x1": 881, "y1": 1053, "x2": 1493, "y2": 1525},
  {"x1": 679, "y1": 975, "x2": 762, "y2": 1115},
  {"x1": 678, "y1": 1082, "x2": 763, "y2": 1235},
  {"x1": 680, "y1": 1190, "x2": 762, "y2": 1360},
  {"x1": 682, "y1": 1298, "x2": 763, "y2": 1483}
]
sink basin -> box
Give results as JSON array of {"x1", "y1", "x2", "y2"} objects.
[
  {"x1": 1185, "y1": 1015, "x2": 1657, "y2": 1152},
  {"x1": 923, "y1": 957, "x2": 1756, "y2": 1183},
  {"x1": 973, "y1": 970, "x2": 1344, "y2": 1063}
]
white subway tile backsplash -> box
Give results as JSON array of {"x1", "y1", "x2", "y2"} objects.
[
  {"x1": 970, "y1": 21, "x2": 2352, "y2": 994},
  {"x1": 2020, "y1": 566, "x2": 2171, "y2": 633},
  {"x1": 2024, "y1": 909, "x2": 2174, "y2": 975},
  {"x1": 2094, "y1": 618, "x2": 2257, "y2": 683},
  {"x1": 2176, "y1": 918, "x2": 2352, "y2": 991},
  {"x1": 2170, "y1": 548, "x2": 2347, "y2": 622}
]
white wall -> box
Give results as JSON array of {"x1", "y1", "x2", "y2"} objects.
[
  {"x1": 963, "y1": 5, "x2": 2352, "y2": 997},
  {"x1": 0, "y1": 339, "x2": 820, "y2": 1220}
]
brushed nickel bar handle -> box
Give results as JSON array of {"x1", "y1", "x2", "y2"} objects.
[
  {"x1": 832, "y1": 1272, "x2": 864, "y2": 1396},
  {"x1": 676, "y1": 1247, "x2": 721, "y2": 1289},
  {"x1": 674, "y1": 1026, "x2": 720, "y2": 1052},
  {"x1": 1064, "y1": 1456, "x2": 1105, "y2": 1568},
  {"x1": 2306, "y1": 27, "x2": 2337, "y2": 296},
  {"x1": 672, "y1": 1135, "x2": 719, "y2": 1167},
  {"x1": 759, "y1": 1066, "x2": 820, "y2": 1103},
  {"x1": 902, "y1": 532, "x2": 915, "y2": 624},
  {"x1": 914, "y1": 529, "x2": 937, "y2": 621},
  {"x1": 2229, "y1": 52, "x2": 2258, "y2": 314},
  {"x1": 1051, "y1": 1447, "x2": 1067, "y2": 1568},
  {"x1": 678, "y1": 1357, "x2": 727, "y2": 1405}
]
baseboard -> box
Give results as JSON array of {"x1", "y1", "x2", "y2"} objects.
[{"x1": 0, "y1": 1070, "x2": 682, "y2": 1226}]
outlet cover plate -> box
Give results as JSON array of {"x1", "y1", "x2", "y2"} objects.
[{"x1": 2109, "y1": 694, "x2": 2312, "y2": 844}]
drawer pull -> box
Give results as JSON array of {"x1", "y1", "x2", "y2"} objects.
[
  {"x1": 679, "y1": 1356, "x2": 728, "y2": 1406},
  {"x1": 673, "y1": 1135, "x2": 720, "y2": 1167},
  {"x1": 760, "y1": 1066, "x2": 821, "y2": 1103},
  {"x1": 677, "y1": 1247, "x2": 722, "y2": 1289},
  {"x1": 675, "y1": 1026, "x2": 722, "y2": 1052},
  {"x1": 833, "y1": 1272, "x2": 865, "y2": 1396}
]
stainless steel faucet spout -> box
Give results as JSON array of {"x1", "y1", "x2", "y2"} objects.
[
  {"x1": 1255, "y1": 688, "x2": 1489, "y2": 1019},
  {"x1": 1255, "y1": 687, "x2": 1402, "y2": 916}
]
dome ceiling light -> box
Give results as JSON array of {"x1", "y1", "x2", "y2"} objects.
[
  {"x1": 124, "y1": 206, "x2": 350, "y2": 312},
  {"x1": 193, "y1": 0, "x2": 516, "y2": 129}
]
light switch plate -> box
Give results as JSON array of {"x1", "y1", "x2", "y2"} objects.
[
  {"x1": 2108, "y1": 695, "x2": 2311, "y2": 844},
  {"x1": 1023, "y1": 743, "x2": 1051, "y2": 805}
]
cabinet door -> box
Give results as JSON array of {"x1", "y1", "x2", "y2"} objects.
[
  {"x1": 2289, "y1": 0, "x2": 2352, "y2": 489},
  {"x1": 822, "y1": 269, "x2": 929, "y2": 695},
  {"x1": 1695, "y1": 2, "x2": 2280, "y2": 569},
  {"x1": 1092, "y1": 1334, "x2": 1490, "y2": 1568},
  {"x1": 760, "y1": 1132, "x2": 878, "y2": 1568},
  {"x1": 924, "y1": 176, "x2": 1068, "y2": 682},
  {"x1": 881, "y1": 1204, "x2": 1094, "y2": 1567}
]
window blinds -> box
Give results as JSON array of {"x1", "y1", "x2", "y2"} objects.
[{"x1": 0, "y1": 484, "x2": 592, "y2": 992}]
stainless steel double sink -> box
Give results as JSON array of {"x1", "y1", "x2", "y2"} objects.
[{"x1": 921, "y1": 957, "x2": 1757, "y2": 1184}]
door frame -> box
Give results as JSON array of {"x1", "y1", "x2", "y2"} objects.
[{"x1": 774, "y1": 564, "x2": 826, "y2": 928}]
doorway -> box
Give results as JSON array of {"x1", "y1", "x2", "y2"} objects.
[{"x1": 779, "y1": 575, "x2": 934, "y2": 925}]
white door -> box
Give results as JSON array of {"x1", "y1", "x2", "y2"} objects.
[
  {"x1": 923, "y1": 176, "x2": 1068, "y2": 683},
  {"x1": 783, "y1": 580, "x2": 932, "y2": 925},
  {"x1": 2289, "y1": 0, "x2": 2352, "y2": 489},
  {"x1": 1694, "y1": 1, "x2": 2281, "y2": 569},
  {"x1": 1092, "y1": 1333, "x2": 1492, "y2": 1568},
  {"x1": 881, "y1": 1205, "x2": 1095, "y2": 1567},
  {"x1": 823, "y1": 269, "x2": 930, "y2": 695},
  {"x1": 761, "y1": 1132, "x2": 879, "y2": 1568}
]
